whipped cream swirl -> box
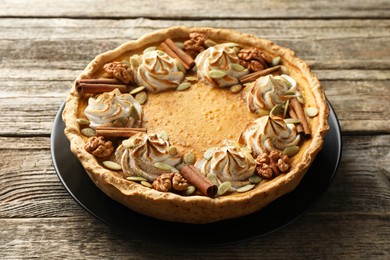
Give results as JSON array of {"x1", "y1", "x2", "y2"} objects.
[
  {"x1": 84, "y1": 89, "x2": 142, "y2": 128},
  {"x1": 195, "y1": 45, "x2": 249, "y2": 88},
  {"x1": 115, "y1": 133, "x2": 182, "y2": 182},
  {"x1": 195, "y1": 145, "x2": 256, "y2": 188},
  {"x1": 133, "y1": 50, "x2": 185, "y2": 92},
  {"x1": 239, "y1": 115, "x2": 300, "y2": 157},
  {"x1": 242, "y1": 74, "x2": 297, "y2": 113}
]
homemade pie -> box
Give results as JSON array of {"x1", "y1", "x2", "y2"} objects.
[{"x1": 62, "y1": 26, "x2": 329, "y2": 223}]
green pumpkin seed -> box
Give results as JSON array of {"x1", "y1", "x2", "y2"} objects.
[
  {"x1": 185, "y1": 76, "x2": 197, "y2": 82},
  {"x1": 242, "y1": 150, "x2": 255, "y2": 164},
  {"x1": 175, "y1": 59, "x2": 186, "y2": 72},
  {"x1": 230, "y1": 63, "x2": 245, "y2": 72},
  {"x1": 176, "y1": 82, "x2": 191, "y2": 91},
  {"x1": 130, "y1": 86, "x2": 145, "y2": 95},
  {"x1": 241, "y1": 146, "x2": 252, "y2": 154},
  {"x1": 249, "y1": 175, "x2": 263, "y2": 184},
  {"x1": 236, "y1": 184, "x2": 255, "y2": 193},
  {"x1": 135, "y1": 91, "x2": 147, "y2": 105},
  {"x1": 281, "y1": 65, "x2": 289, "y2": 75},
  {"x1": 284, "y1": 118, "x2": 301, "y2": 124},
  {"x1": 283, "y1": 100, "x2": 290, "y2": 118},
  {"x1": 209, "y1": 69, "x2": 226, "y2": 79},
  {"x1": 141, "y1": 181, "x2": 152, "y2": 188},
  {"x1": 283, "y1": 145, "x2": 300, "y2": 157},
  {"x1": 297, "y1": 94, "x2": 305, "y2": 104},
  {"x1": 207, "y1": 173, "x2": 219, "y2": 186},
  {"x1": 305, "y1": 107, "x2": 319, "y2": 117},
  {"x1": 122, "y1": 138, "x2": 135, "y2": 148},
  {"x1": 183, "y1": 152, "x2": 195, "y2": 165},
  {"x1": 217, "y1": 181, "x2": 232, "y2": 196},
  {"x1": 130, "y1": 105, "x2": 140, "y2": 121},
  {"x1": 168, "y1": 146, "x2": 177, "y2": 156},
  {"x1": 270, "y1": 104, "x2": 284, "y2": 117},
  {"x1": 204, "y1": 39, "x2": 217, "y2": 47},
  {"x1": 81, "y1": 127, "x2": 96, "y2": 137},
  {"x1": 175, "y1": 163, "x2": 186, "y2": 171},
  {"x1": 76, "y1": 118, "x2": 90, "y2": 126},
  {"x1": 175, "y1": 42, "x2": 184, "y2": 49},
  {"x1": 230, "y1": 84, "x2": 242, "y2": 93},
  {"x1": 153, "y1": 162, "x2": 173, "y2": 171},
  {"x1": 204, "y1": 148, "x2": 215, "y2": 160},
  {"x1": 183, "y1": 185, "x2": 196, "y2": 195},
  {"x1": 130, "y1": 54, "x2": 139, "y2": 68},
  {"x1": 271, "y1": 56, "x2": 281, "y2": 66},
  {"x1": 158, "y1": 130, "x2": 169, "y2": 141},
  {"x1": 283, "y1": 90, "x2": 296, "y2": 96},
  {"x1": 143, "y1": 46, "x2": 156, "y2": 53},
  {"x1": 222, "y1": 42, "x2": 240, "y2": 48},
  {"x1": 102, "y1": 161, "x2": 122, "y2": 171},
  {"x1": 126, "y1": 176, "x2": 147, "y2": 182},
  {"x1": 256, "y1": 109, "x2": 270, "y2": 117},
  {"x1": 112, "y1": 117, "x2": 129, "y2": 127}
]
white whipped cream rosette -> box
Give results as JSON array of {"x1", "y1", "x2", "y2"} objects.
[
  {"x1": 239, "y1": 115, "x2": 300, "y2": 157},
  {"x1": 132, "y1": 50, "x2": 185, "y2": 92},
  {"x1": 242, "y1": 74, "x2": 297, "y2": 113},
  {"x1": 195, "y1": 45, "x2": 249, "y2": 88},
  {"x1": 84, "y1": 88, "x2": 142, "y2": 128},
  {"x1": 115, "y1": 133, "x2": 182, "y2": 182},
  {"x1": 195, "y1": 145, "x2": 256, "y2": 188}
]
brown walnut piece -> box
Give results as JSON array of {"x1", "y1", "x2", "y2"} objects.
[
  {"x1": 84, "y1": 136, "x2": 114, "y2": 158},
  {"x1": 103, "y1": 62, "x2": 133, "y2": 84},
  {"x1": 238, "y1": 47, "x2": 269, "y2": 72},
  {"x1": 255, "y1": 151, "x2": 290, "y2": 179},
  {"x1": 152, "y1": 172, "x2": 189, "y2": 192},
  {"x1": 184, "y1": 32, "x2": 207, "y2": 58}
]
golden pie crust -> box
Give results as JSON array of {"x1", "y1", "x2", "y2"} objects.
[{"x1": 62, "y1": 26, "x2": 329, "y2": 223}]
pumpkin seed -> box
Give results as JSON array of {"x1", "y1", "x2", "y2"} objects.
[
  {"x1": 204, "y1": 39, "x2": 217, "y2": 47},
  {"x1": 130, "y1": 54, "x2": 139, "y2": 68},
  {"x1": 207, "y1": 173, "x2": 219, "y2": 186},
  {"x1": 283, "y1": 100, "x2": 290, "y2": 118},
  {"x1": 185, "y1": 76, "x2": 197, "y2": 82},
  {"x1": 230, "y1": 84, "x2": 242, "y2": 93},
  {"x1": 158, "y1": 130, "x2": 169, "y2": 141},
  {"x1": 175, "y1": 163, "x2": 186, "y2": 171},
  {"x1": 112, "y1": 117, "x2": 129, "y2": 127},
  {"x1": 81, "y1": 127, "x2": 96, "y2": 137},
  {"x1": 122, "y1": 60, "x2": 131, "y2": 67},
  {"x1": 168, "y1": 146, "x2": 177, "y2": 156},
  {"x1": 141, "y1": 181, "x2": 152, "y2": 188},
  {"x1": 76, "y1": 118, "x2": 90, "y2": 126},
  {"x1": 271, "y1": 56, "x2": 281, "y2": 66},
  {"x1": 130, "y1": 105, "x2": 140, "y2": 121},
  {"x1": 175, "y1": 41, "x2": 184, "y2": 49},
  {"x1": 175, "y1": 59, "x2": 186, "y2": 72},
  {"x1": 256, "y1": 109, "x2": 269, "y2": 117},
  {"x1": 126, "y1": 176, "x2": 147, "y2": 182},
  {"x1": 305, "y1": 107, "x2": 319, "y2": 117},
  {"x1": 297, "y1": 94, "x2": 305, "y2": 104},
  {"x1": 209, "y1": 69, "x2": 226, "y2": 79},
  {"x1": 204, "y1": 148, "x2": 215, "y2": 160},
  {"x1": 135, "y1": 91, "x2": 147, "y2": 105},
  {"x1": 230, "y1": 63, "x2": 245, "y2": 72},
  {"x1": 284, "y1": 118, "x2": 301, "y2": 124},
  {"x1": 241, "y1": 146, "x2": 252, "y2": 154},
  {"x1": 183, "y1": 152, "x2": 195, "y2": 165},
  {"x1": 236, "y1": 184, "x2": 255, "y2": 193},
  {"x1": 280, "y1": 65, "x2": 289, "y2": 75},
  {"x1": 242, "y1": 150, "x2": 255, "y2": 164},
  {"x1": 183, "y1": 185, "x2": 196, "y2": 195},
  {"x1": 222, "y1": 42, "x2": 240, "y2": 48},
  {"x1": 122, "y1": 138, "x2": 135, "y2": 148},
  {"x1": 176, "y1": 82, "x2": 191, "y2": 91},
  {"x1": 217, "y1": 181, "x2": 232, "y2": 196},
  {"x1": 143, "y1": 46, "x2": 156, "y2": 53},
  {"x1": 153, "y1": 162, "x2": 173, "y2": 171},
  {"x1": 270, "y1": 104, "x2": 284, "y2": 117},
  {"x1": 283, "y1": 90, "x2": 296, "y2": 96},
  {"x1": 130, "y1": 86, "x2": 145, "y2": 95},
  {"x1": 102, "y1": 161, "x2": 122, "y2": 171},
  {"x1": 232, "y1": 46, "x2": 241, "y2": 54},
  {"x1": 249, "y1": 175, "x2": 263, "y2": 184},
  {"x1": 283, "y1": 145, "x2": 300, "y2": 157}
]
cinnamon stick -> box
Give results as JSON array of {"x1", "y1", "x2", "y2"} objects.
[
  {"x1": 290, "y1": 98, "x2": 311, "y2": 137},
  {"x1": 239, "y1": 65, "x2": 282, "y2": 83},
  {"x1": 76, "y1": 78, "x2": 129, "y2": 94},
  {"x1": 164, "y1": 38, "x2": 195, "y2": 69},
  {"x1": 288, "y1": 106, "x2": 304, "y2": 134},
  {"x1": 160, "y1": 42, "x2": 190, "y2": 71},
  {"x1": 96, "y1": 127, "x2": 147, "y2": 138},
  {"x1": 180, "y1": 165, "x2": 218, "y2": 198}
]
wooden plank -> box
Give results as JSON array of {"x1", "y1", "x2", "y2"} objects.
[
  {"x1": 0, "y1": 0, "x2": 389, "y2": 19},
  {"x1": 0, "y1": 136, "x2": 388, "y2": 218}
]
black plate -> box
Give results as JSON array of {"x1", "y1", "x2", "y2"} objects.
[{"x1": 51, "y1": 101, "x2": 342, "y2": 245}]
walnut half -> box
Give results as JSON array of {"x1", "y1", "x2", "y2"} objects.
[
  {"x1": 84, "y1": 136, "x2": 114, "y2": 158},
  {"x1": 152, "y1": 172, "x2": 189, "y2": 192},
  {"x1": 103, "y1": 62, "x2": 133, "y2": 84},
  {"x1": 255, "y1": 151, "x2": 290, "y2": 179}
]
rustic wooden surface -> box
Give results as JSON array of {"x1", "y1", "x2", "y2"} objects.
[{"x1": 0, "y1": 0, "x2": 389, "y2": 258}]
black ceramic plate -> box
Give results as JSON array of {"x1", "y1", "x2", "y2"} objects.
[{"x1": 51, "y1": 101, "x2": 341, "y2": 245}]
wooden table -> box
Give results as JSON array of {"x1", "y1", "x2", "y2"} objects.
[{"x1": 1, "y1": 0, "x2": 389, "y2": 258}]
